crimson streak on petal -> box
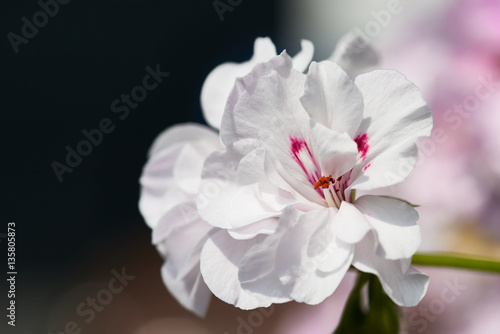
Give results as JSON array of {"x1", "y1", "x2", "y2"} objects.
[
  {"x1": 289, "y1": 136, "x2": 321, "y2": 189},
  {"x1": 354, "y1": 133, "x2": 369, "y2": 161}
]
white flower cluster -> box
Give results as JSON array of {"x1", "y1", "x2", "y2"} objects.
[{"x1": 139, "y1": 31, "x2": 432, "y2": 317}]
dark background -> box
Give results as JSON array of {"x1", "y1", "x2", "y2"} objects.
[{"x1": 0, "y1": 0, "x2": 319, "y2": 333}]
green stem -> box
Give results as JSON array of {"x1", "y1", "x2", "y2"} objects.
[
  {"x1": 333, "y1": 272, "x2": 369, "y2": 334},
  {"x1": 412, "y1": 252, "x2": 500, "y2": 273}
]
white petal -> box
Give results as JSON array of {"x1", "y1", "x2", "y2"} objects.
[
  {"x1": 276, "y1": 208, "x2": 353, "y2": 304},
  {"x1": 229, "y1": 56, "x2": 309, "y2": 149},
  {"x1": 286, "y1": 259, "x2": 352, "y2": 305},
  {"x1": 201, "y1": 37, "x2": 314, "y2": 130},
  {"x1": 220, "y1": 52, "x2": 307, "y2": 146},
  {"x1": 308, "y1": 218, "x2": 353, "y2": 272},
  {"x1": 200, "y1": 38, "x2": 277, "y2": 129},
  {"x1": 161, "y1": 260, "x2": 212, "y2": 317},
  {"x1": 291, "y1": 39, "x2": 315, "y2": 72},
  {"x1": 147, "y1": 123, "x2": 220, "y2": 158},
  {"x1": 197, "y1": 140, "x2": 293, "y2": 231},
  {"x1": 329, "y1": 29, "x2": 378, "y2": 77},
  {"x1": 301, "y1": 61, "x2": 364, "y2": 137},
  {"x1": 353, "y1": 233, "x2": 429, "y2": 307},
  {"x1": 330, "y1": 201, "x2": 371, "y2": 244},
  {"x1": 139, "y1": 145, "x2": 191, "y2": 228},
  {"x1": 198, "y1": 174, "x2": 277, "y2": 230},
  {"x1": 155, "y1": 212, "x2": 212, "y2": 275},
  {"x1": 237, "y1": 226, "x2": 292, "y2": 303},
  {"x1": 310, "y1": 120, "x2": 358, "y2": 178},
  {"x1": 172, "y1": 143, "x2": 207, "y2": 194},
  {"x1": 354, "y1": 195, "x2": 421, "y2": 260},
  {"x1": 152, "y1": 202, "x2": 204, "y2": 245},
  {"x1": 252, "y1": 37, "x2": 279, "y2": 60},
  {"x1": 258, "y1": 182, "x2": 298, "y2": 211},
  {"x1": 154, "y1": 202, "x2": 214, "y2": 317},
  {"x1": 350, "y1": 70, "x2": 433, "y2": 190},
  {"x1": 200, "y1": 230, "x2": 289, "y2": 309},
  {"x1": 139, "y1": 124, "x2": 220, "y2": 228},
  {"x1": 228, "y1": 217, "x2": 279, "y2": 240}
]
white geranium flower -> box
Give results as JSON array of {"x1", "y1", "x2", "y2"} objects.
[
  {"x1": 139, "y1": 32, "x2": 379, "y2": 317},
  {"x1": 139, "y1": 123, "x2": 221, "y2": 317},
  {"x1": 197, "y1": 52, "x2": 432, "y2": 309}
]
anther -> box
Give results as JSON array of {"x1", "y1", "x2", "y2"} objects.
[{"x1": 314, "y1": 175, "x2": 332, "y2": 190}]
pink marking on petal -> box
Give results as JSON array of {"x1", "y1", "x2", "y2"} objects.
[
  {"x1": 289, "y1": 136, "x2": 322, "y2": 194},
  {"x1": 290, "y1": 136, "x2": 306, "y2": 156},
  {"x1": 363, "y1": 163, "x2": 371, "y2": 171},
  {"x1": 354, "y1": 133, "x2": 369, "y2": 161}
]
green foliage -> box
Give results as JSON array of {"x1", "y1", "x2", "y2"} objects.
[{"x1": 334, "y1": 272, "x2": 400, "y2": 334}]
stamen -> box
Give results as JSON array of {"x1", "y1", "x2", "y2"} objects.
[
  {"x1": 328, "y1": 186, "x2": 342, "y2": 207},
  {"x1": 314, "y1": 175, "x2": 332, "y2": 189},
  {"x1": 315, "y1": 174, "x2": 347, "y2": 208},
  {"x1": 323, "y1": 188, "x2": 336, "y2": 207}
]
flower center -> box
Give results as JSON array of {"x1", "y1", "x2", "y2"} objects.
[
  {"x1": 289, "y1": 136, "x2": 353, "y2": 207},
  {"x1": 314, "y1": 174, "x2": 347, "y2": 208}
]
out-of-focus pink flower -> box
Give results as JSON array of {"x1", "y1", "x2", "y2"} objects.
[
  {"x1": 376, "y1": 0, "x2": 500, "y2": 242},
  {"x1": 400, "y1": 268, "x2": 500, "y2": 334},
  {"x1": 373, "y1": 2, "x2": 500, "y2": 332},
  {"x1": 446, "y1": 0, "x2": 500, "y2": 54}
]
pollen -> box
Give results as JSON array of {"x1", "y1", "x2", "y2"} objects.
[{"x1": 314, "y1": 175, "x2": 333, "y2": 189}]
